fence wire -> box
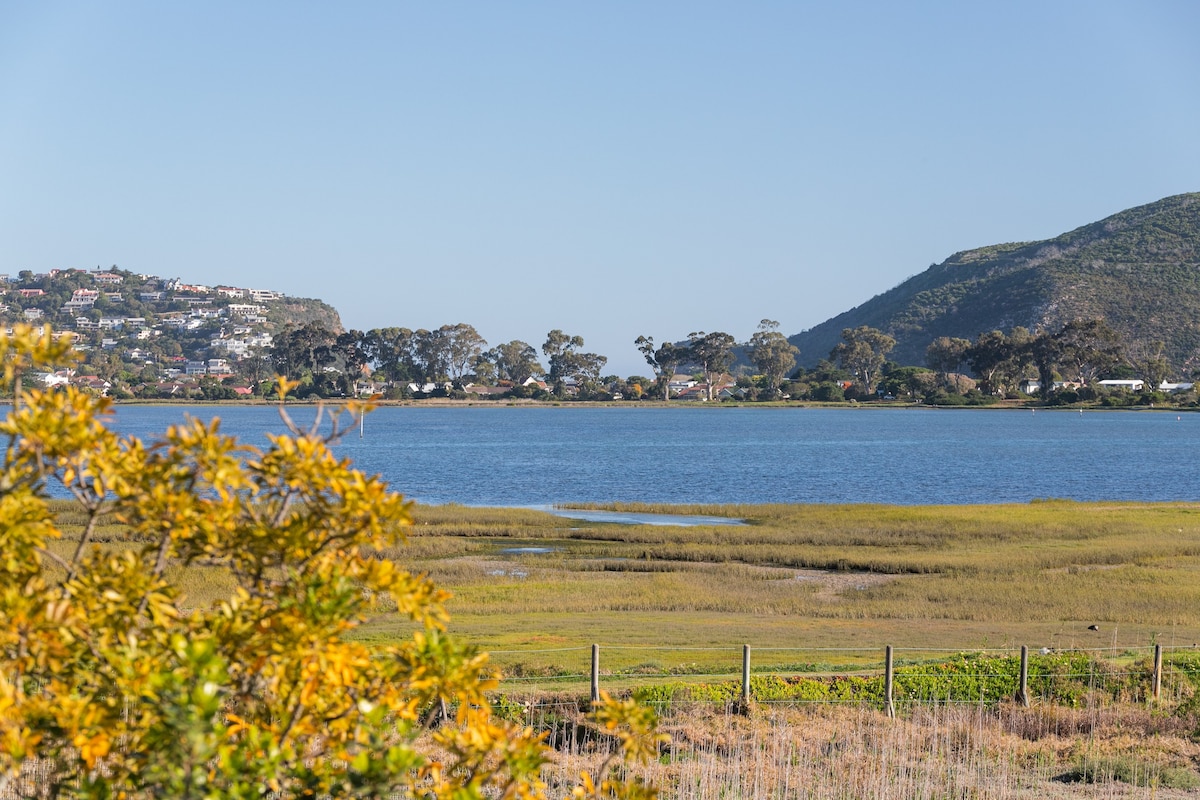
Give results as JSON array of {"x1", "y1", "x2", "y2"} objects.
[{"x1": 483, "y1": 642, "x2": 1198, "y2": 709}]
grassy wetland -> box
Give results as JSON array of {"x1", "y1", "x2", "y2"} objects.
[
  {"x1": 388, "y1": 500, "x2": 1200, "y2": 796},
  {"x1": 49, "y1": 499, "x2": 1200, "y2": 796},
  {"x1": 357, "y1": 501, "x2": 1200, "y2": 675}
]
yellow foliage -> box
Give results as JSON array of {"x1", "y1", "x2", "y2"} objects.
[{"x1": 0, "y1": 325, "x2": 658, "y2": 798}]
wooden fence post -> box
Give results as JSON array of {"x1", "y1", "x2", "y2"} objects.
[
  {"x1": 884, "y1": 645, "x2": 895, "y2": 718},
  {"x1": 1019, "y1": 645, "x2": 1030, "y2": 707},
  {"x1": 742, "y1": 645, "x2": 751, "y2": 707},
  {"x1": 591, "y1": 644, "x2": 599, "y2": 703},
  {"x1": 1153, "y1": 644, "x2": 1163, "y2": 702}
]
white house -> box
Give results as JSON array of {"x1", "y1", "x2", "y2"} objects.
[
  {"x1": 1098, "y1": 379, "x2": 1144, "y2": 392},
  {"x1": 31, "y1": 371, "x2": 72, "y2": 388}
]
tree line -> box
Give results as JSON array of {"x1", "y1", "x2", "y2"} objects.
[
  {"x1": 270, "y1": 320, "x2": 801, "y2": 401},
  {"x1": 859, "y1": 319, "x2": 1173, "y2": 405},
  {"x1": 268, "y1": 316, "x2": 1184, "y2": 404}
]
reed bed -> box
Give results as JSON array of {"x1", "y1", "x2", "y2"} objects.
[{"x1": 537, "y1": 701, "x2": 1200, "y2": 798}]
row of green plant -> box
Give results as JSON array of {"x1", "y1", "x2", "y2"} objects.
[{"x1": 629, "y1": 651, "x2": 1193, "y2": 708}]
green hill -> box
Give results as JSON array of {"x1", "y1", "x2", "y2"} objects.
[{"x1": 790, "y1": 193, "x2": 1200, "y2": 373}]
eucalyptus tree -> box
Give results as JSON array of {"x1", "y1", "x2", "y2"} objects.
[
  {"x1": 271, "y1": 321, "x2": 337, "y2": 380},
  {"x1": 967, "y1": 328, "x2": 1034, "y2": 396},
  {"x1": 361, "y1": 327, "x2": 416, "y2": 383},
  {"x1": 635, "y1": 335, "x2": 687, "y2": 401},
  {"x1": 925, "y1": 336, "x2": 972, "y2": 393},
  {"x1": 487, "y1": 339, "x2": 543, "y2": 385},
  {"x1": 1054, "y1": 318, "x2": 1124, "y2": 385},
  {"x1": 1130, "y1": 340, "x2": 1171, "y2": 393},
  {"x1": 410, "y1": 329, "x2": 448, "y2": 383},
  {"x1": 542, "y1": 329, "x2": 607, "y2": 394},
  {"x1": 439, "y1": 322, "x2": 488, "y2": 383},
  {"x1": 747, "y1": 320, "x2": 799, "y2": 397},
  {"x1": 1028, "y1": 329, "x2": 1060, "y2": 399},
  {"x1": 830, "y1": 326, "x2": 895, "y2": 395},
  {"x1": 686, "y1": 331, "x2": 736, "y2": 401}
]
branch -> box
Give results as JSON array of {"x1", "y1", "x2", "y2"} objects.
[
  {"x1": 62, "y1": 498, "x2": 105, "y2": 589},
  {"x1": 135, "y1": 529, "x2": 174, "y2": 618},
  {"x1": 35, "y1": 546, "x2": 71, "y2": 573}
]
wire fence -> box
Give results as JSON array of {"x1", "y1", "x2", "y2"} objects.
[{"x1": 482, "y1": 642, "x2": 1200, "y2": 713}]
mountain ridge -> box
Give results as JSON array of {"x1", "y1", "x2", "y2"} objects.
[{"x1": 789, "y1": 192, "x2": 1200, "y2": 372}]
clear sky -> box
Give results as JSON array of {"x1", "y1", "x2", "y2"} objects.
[{"x1": 3, "y1": 2, "x2": 1199, "y2": 377}]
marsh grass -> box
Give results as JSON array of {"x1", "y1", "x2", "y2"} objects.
[
  {"x1": 359, "y1": 501, "x2": 1200, "y2": 679},
  {"x1": 536, "y1": 701, "x2": 1200, "y2": 799},
  {"x1": 46, "y1": 499, "x2": 1200, "y2": 679}
]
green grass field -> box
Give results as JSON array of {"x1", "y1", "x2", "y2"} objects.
[{"x1": 347, "y1": 501, "x2": 1200, "y2": 684}]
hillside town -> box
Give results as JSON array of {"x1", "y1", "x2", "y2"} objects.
[{"x1": 0, "y1": 267, "x2": 334, "y2": 399}]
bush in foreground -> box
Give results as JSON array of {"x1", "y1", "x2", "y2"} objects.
[{"x1": 0, "y1": 325, "x2": 663, "y2": 799}]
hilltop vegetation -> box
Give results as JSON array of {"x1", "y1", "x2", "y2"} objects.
[{"x1": 789, "y1": 192, "x2": 1200, "y2": 371}]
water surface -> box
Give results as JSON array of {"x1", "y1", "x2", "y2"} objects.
[{"x1": 107, "y1": 405, "x2": 1200, "y2": 506}]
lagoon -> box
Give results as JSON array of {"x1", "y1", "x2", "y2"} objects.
[{"x1": 105, "y1": 405, "x2": 1200, "y2": 506}]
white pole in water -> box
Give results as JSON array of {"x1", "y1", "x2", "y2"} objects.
[{"x1": 359, "y1": 410, "x2": 364, "y2": 439}]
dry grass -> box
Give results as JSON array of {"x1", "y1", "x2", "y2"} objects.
[{"x1": 538, "y1": 701, "x2": 1200, "y2": 799}]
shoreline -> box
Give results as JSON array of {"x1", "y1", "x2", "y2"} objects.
[{"x1": 84, "y1": 397, "x2": 1194, "y2": 412}]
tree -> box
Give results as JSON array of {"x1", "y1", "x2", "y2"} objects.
[
  {"x1": 747, "y1": 320, "x2": 799, "y2": 398},
  {"x1": 542, "y1": 329, "x2": 607, "y2": 395},
  {"x1": 487, "y1": 340, "x2": 543, "y2": 385},
  {"x1": 438, "y1": 323, "x2": 488, "y2": 383},
  {"x1": 967, "y1": 328, "x2": 1033, "y2": 396},
  {"x1": 1054, "y1": 318, "x2": 1124, "y2": 385},
  {"x1": 271, "y1": 321, "x2": 336, "y2": 380},
  {"x1": 635, "y1": 335, "x2": 686, "y2": 401},
  {"x1": 0, "y1": 324, "x2": 662, "y2": 798},
  {"x1": 686, "y1": 331, "x2": 736, "y2": 401},
  {"x1": 1130, "y1": 340, "x2": 1171, "y2": 393},
  {"x1": 361, "y1": 327, "x2": 417, "y2": 384},
  {"x1": 411, "y1": 328, "x2": 447, "y2": 383},
  {"x1": 925, "y1": 336, "x2": 972, "y2": 393},
  {"x1": 1028, "y1": 328, "x2": 1060, "y2": 399},
  {"x1": 1028, "y1": 319, "x2": 1125, "y2": 399},
  {"x1": 877, "y1": 366, "x2": 935, "y2": 400},
  {"x1": 236, "y1": 346, "x2": 274, "y2": 386},
  {"x1": 542, "y1": 329, "x2": 585, "y2": 385},
  {"x1": 830, "y1": 326, "x2": 895, "y2": 395}
]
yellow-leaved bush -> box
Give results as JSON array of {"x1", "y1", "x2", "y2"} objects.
[{"x1": 0, "y1": 325, "x2": 663, "y2": 799}]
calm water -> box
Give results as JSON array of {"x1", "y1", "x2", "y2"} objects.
[{"x1": 105, "y1": 405, "x2": 1200, "y2": 506}]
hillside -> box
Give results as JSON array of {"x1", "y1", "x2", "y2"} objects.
[
  {"x1": 0, "y1": 267, "x2": 342, "y2": 395},
  {"x1": 789, "y1": 193, "x2": 1200, "y2": 372}
]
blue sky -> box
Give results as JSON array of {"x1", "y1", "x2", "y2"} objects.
[{"x1": 3, "y1": 2, "x2": 1199, "y2": 377}]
